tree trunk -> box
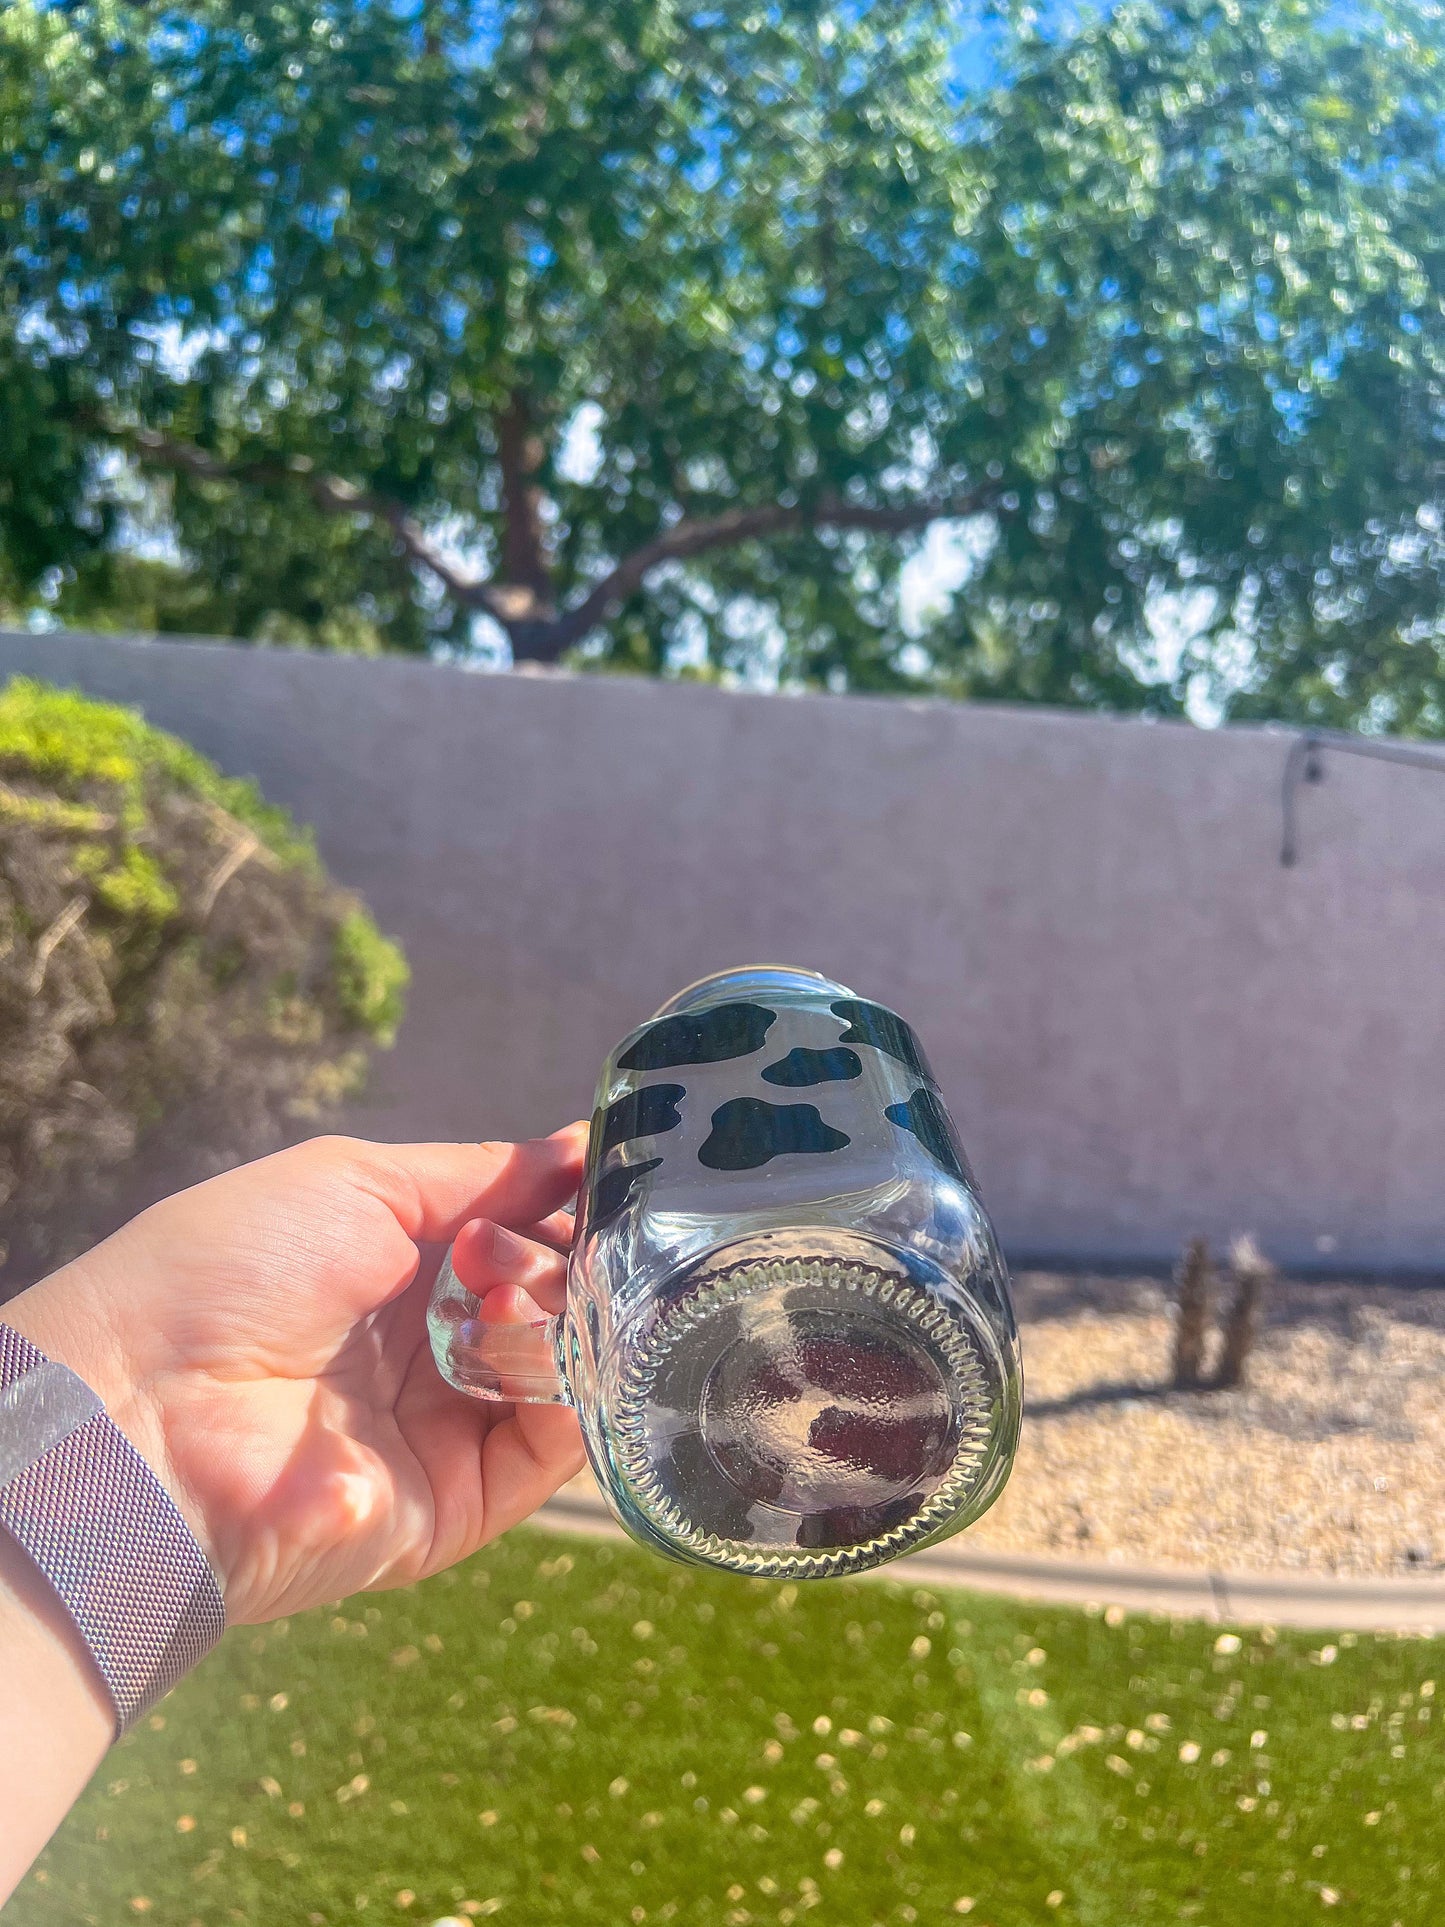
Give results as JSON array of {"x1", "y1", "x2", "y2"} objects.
[
  {"x1": 505, "y1": 616, "x2": 570, "y2": 664},
  {"x1": 496, "y1": 391, "x2": 555, "y2": 641}
]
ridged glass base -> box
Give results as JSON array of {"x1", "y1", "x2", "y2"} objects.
[{"x1": 612, "y1": 1254, "x2": 997, "y2": 1578}]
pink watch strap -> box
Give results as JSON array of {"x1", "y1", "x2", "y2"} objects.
[{"x1": 0, "y1": 1322, "x2": 226, "y2": 1732}]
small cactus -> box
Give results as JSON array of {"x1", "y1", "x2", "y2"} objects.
[
  {"x1": 1215, "y1": 1235, "x2": 1274, "y2": 1389},
  {"x1": 1172, "y1": 1236, "x2": 1214, "y2": 1389}
]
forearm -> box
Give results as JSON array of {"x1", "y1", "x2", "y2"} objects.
[{"x1": 0, "y1": 1533, "x2": 114, "y2": 1903}]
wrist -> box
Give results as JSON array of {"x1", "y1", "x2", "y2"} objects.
[
  {"x1": 2, "y1": 1256, "x2": 221, "y2": 1581},
  {"x1": 0, "y1": 1308, "x2": 228, "y2": 1734}
]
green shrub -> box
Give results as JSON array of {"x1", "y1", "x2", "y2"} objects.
[
  {"x1": 0, "y1": 677, "x2": 409, "y2": 1291},
  {"x1": 333, "y1": 908, "x2": 408, "y2": 1049}
]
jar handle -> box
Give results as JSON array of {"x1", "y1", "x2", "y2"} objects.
[{"x1": 427, "y1": 1248, "x2": 571, "y2": 1405}]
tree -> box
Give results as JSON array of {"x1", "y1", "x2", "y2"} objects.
[{"x1": 2, "y1": 0, "x2": 1444, "y2": 728}]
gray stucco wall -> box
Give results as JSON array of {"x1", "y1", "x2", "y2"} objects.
[{"x1": 3, "y1": 628, "x2": 1442, "y2": 1273}]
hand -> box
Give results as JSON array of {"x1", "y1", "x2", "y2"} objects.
[{"x1": 4, "y1": 1131, "x2": 587, "y2": 1625}]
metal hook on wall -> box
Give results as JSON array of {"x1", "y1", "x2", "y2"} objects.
[
  {"x1": 1279, "y1": 734, "x2": 1325, "y2": 867},
  {"x1": 1280, "y1": 728, "x2": 1445, "y2": 867}
]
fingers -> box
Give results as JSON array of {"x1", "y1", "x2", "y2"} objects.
[
  {"x1": 478, "y1": 1401, "x2": 588, "y2": 1544},
  {"x1": 387, "y1": 1321, "x2": 588, "y2": 1584},
  {"x1": 341, "y1": 1124, "x2": 587, "y2": 1246},
  {"x1": 450, "y1": 1218, "x2": 567, "y2": 1317},
  {"x1": 517, "y1": 1206, "x2": 578, "y2": 1256}
]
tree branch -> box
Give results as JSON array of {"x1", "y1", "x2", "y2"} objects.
[
  {"x1": 532, "y1": 488, "x2": 999, "y2": 659},
  {"x1": 126, "y1": 426, "x2": 510, "y2": 620},
  {"x1": 113, "y1": 419, "x2": 996, "y2": 662}
]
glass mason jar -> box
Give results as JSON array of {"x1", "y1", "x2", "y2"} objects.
[{"x1": 429, "y1": 966, "x2": 1022, "y2": 1579}]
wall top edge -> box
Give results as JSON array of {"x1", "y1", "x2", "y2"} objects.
[{"x1": 0, "y1": 624, "x2": 1319, "y2": 753}]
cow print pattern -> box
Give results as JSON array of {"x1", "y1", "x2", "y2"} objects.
[
  {"x1": 885, "y1": 1086, "x2": 964, "y2": 1182},
  {"x1": 698, "y1": 1098, "x2": 851, "y2": 1171},
  {"x1": 592, "y1": 1157, "x2": 664, "y2": 1228},
  {"x1": 585, "y1": 993, "x2": 966, "y2": 1234},
  {"x1": 831, "y1": 999, "x2": 933, "y2": 1080},
  {"x1": 618, "y1": 1001, "x2": 777, "y2": 1071},
  {"x1": 599, "y1": 1082, "x2": 686, "y2": 1154},
  {"x1": 760, "y1": 1045, "x2": 862, "y2": 1088}
]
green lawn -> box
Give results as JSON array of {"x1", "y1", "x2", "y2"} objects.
[{"x1": 12, "y1": 1527, "x2": 1441, "y2": 1927}]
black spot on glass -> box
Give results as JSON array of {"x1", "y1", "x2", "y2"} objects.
[
  {"x1": 831, "y1": 999, "x2": 932, "y2": 1079},
  {"x1": 760, "y1": 1046, "x2": 863, "y2": 1088},
  {"x1": 590, "y1": 1158, "x2": 663, "y2": 1228},
  {"x1": 661, "y1": 1432, "x2": 759, "y2": 1542},
  {"x1": 885, "y1": 1086, "x2": 964, "y2": 1180},
  {"x1": 618, "y1": 1002, "x2": 777, "y2": 1072},
  {"x1": 698, "y1": 1098, "x2": 850, "y2": 1171},
  {"x1": 796, "y1": 1493, "x2": 921, "y2": 1552},
  {"x1": 597, "y1": 1083, "x2": 685, "y2": 1155},
  {"x1": 807, "y1": 1404, "x2": 954, "y2": 1491}
]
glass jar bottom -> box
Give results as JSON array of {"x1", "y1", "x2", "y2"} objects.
[{"x1": 612, "y1": 1252, "x2": 998, "y2": 1577}]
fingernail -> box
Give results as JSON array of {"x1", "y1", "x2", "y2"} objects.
[{"x1": 488, "y1": 1223, "x2": 531, "y2": 1268}]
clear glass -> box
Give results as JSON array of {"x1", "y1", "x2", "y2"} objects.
[{"x1": 429, "y1": 966, "x2": 1022, "y2": 1578}]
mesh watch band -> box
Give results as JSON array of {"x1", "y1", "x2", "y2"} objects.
[{"x1": 0, "y1": 1322, "x2": 226, "y2": 1733}]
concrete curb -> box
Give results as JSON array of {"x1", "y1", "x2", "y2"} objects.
[{"x1": 536, "y1": 1487, "x2": 1445, "y2": 1633}]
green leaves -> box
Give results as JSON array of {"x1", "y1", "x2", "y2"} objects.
[{"x1": 2, "y1": 0, "x2": 1444, "y2": 728}]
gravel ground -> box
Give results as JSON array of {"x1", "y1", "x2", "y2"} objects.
[
  {"x1": 965, "y1": 1271, "x2": 1445, "y2": 1578},
  {"x1": 562, "y1": 1273, "x2": 1445, "y2": 1579}
]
